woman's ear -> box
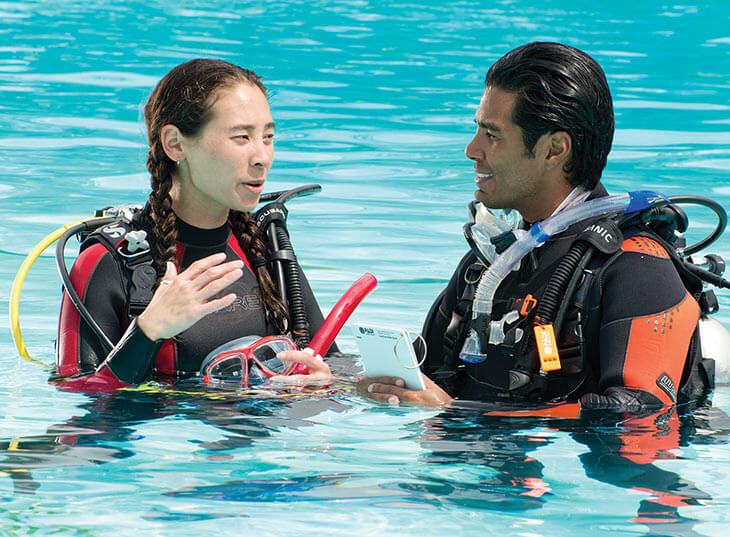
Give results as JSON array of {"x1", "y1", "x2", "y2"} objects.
[
  {"x1": 160, "y1": 124, "x2": 185, "y2": 163},
  {"x1": 545, "y1": 130, "x2": 572, "y2": 169}
]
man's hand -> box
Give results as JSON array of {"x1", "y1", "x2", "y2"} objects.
[
  {"x1": 357, "y1": 373, "x2": 453, "y2": 408},
  {"x1": 580, "y1": 387, "x2": 663, "y2": 413}
]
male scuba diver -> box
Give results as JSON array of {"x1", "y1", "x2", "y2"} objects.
[{"x1": 359, "y1": 42, "x2": 724, "y2": 411}]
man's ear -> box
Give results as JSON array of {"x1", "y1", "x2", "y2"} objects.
[
  {"x1": 545, "y1": 130, "x2": 572, "y2": 169},
  {"x1": 160, "y1": 124, "x2": 185, "y2": 163}
]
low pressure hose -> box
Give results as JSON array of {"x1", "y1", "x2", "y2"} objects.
[
  {"x1": 533, "y1": 241, "x2": 590, "y2": 325},
  {"x1": 10, "y1": 215, "x2": 115, "y2": 363}
]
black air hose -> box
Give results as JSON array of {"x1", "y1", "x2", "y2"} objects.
[
  {"x1": 56, "y1": 218, "x2": 118, "y2": 353},
  {"x1": 533, "y1": 241, "x2": 590, "y2": 325},
  {"x1": 274, "y1": 225, "x2": 310, "y2": 347}
]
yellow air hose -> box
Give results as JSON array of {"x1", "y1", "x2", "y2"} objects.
[{"x1": 9, "y1": 217, "x2": 107, "y2": 365}]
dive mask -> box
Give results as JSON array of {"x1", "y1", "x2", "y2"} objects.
[
  {"x1": 463, "y1": 200, "x2": 517, "y2": 266},
  {"x1": 200, "y1": 335, "x2": 300, "y2": 386}
]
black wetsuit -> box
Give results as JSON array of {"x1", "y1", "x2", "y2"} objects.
[
  {"x1": 56, "y1": 217, "x2": 329, "y2": 389},
  {"x1": 421, "y1": 184, "x2": 705, "y2": 409}
]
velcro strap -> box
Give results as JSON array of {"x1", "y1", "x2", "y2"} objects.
[{"x1": 270, "y1": 250, "x2": 297, "y2": 262}]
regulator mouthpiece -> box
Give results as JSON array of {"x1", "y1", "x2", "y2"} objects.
[{"x1": 458, "y1": 313, "x2": 491, "y2": 364}]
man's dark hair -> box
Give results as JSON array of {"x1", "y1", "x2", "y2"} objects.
[{"x1": 485, "y1": 42, "x2": 614, "y2": 189}]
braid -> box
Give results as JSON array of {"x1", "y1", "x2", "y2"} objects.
[
  {"x1": 143, "y1": 143, "x2": 178, "y2": 276},
  {"x1": 229, "y1": 211, "x2": 289, "y2": 332}
]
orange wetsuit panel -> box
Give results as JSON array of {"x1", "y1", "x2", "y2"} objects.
[
  {"x1": 621, "y1": 292, "x2": 699, "y2": 405},
  {"x1": 621, "y1": 236, "x2": 670, "y2": 259}
]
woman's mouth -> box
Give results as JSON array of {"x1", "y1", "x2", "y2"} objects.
[{"x1": 242, "y1": 182, "x2": 265, "y2": 193}]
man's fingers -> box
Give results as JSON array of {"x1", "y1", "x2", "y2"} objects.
[
  {"x1": 366, "y1": 382, "x2": 408, "y2": 396},
  {"x1": 366, "y1": 392, "x2": 400, "y2": 405},
  {"x1": 363, "y1": 376, "x2": 406, "y2": 388}
]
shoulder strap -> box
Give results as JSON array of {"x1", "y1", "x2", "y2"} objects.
[
  {"x1": 442, "y1": 258, "x2": 485, "y2": 366},
  {"x1": 81, "y1": 217, "x2": 157, "y2": 318}
]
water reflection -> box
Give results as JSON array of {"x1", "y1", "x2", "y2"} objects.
[
  {"x1": 0, "y1": 383, "x2": 351, "y2": 496},
  {"x1": 410, "y1": 401, "x2": 730, "y2": 535}
]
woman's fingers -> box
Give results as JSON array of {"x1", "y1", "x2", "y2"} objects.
[
  {"x1": 269, "y1": 373, "x2": 332, "y2": 384},
  {"x1": 195, "y1": 292, "x2": 239, "y2": 317},
  {"x1": 137, "y1": 254, "x2": 246, "y2": 340},
  {"x1": 270, "y1": 350, "x2": 332, "y2": 383},
  {"x1": 177, "y1": 252, "x2": 229, "y2": 281},
  {"x1": 193, "y1": 265, "x2": 244, "y2": 303},
  {"x1": 187, "y1": 260, "x2": 244, "y2": 292},
  {"x1": 165, "y1": 254, "x2": 244, "y2": 300}
]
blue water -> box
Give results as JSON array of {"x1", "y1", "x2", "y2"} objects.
[{"x1": 2, "y1": 1, "x2": 730, "y2": 535}]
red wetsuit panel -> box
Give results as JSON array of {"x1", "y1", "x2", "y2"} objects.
[{"x1": 57, "y1": 243, "x2": 111, "y2": 377}]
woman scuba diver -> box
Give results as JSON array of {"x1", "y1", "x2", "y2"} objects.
[{"x1": 54, "y1": 59, "x2": 334, "y2": 390}]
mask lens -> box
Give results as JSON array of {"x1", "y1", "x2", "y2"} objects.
[
  {"x1": 251, "y1": 338, "x2": 296, "y2": 375},
  {"x1": 248, "y1": 363, "x2": 270, "y2": 383},
  {"x1": 204, "y1": 353, "x2": 246, "y2": 380}
]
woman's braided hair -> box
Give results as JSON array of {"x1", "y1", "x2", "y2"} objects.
[{"x1": 142, "y1": 58, "x2": 288, "y2": 332}]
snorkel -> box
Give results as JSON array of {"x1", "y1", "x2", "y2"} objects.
[
  {"x1": 286, "y1": 272, "x2": 378, "y2": 375},
  {"x1": 459, "y1": 190, "x2": 669, "y2": 363},
  {"x1": 304, "y1": 273, "x2": 378, "y2": 359}
]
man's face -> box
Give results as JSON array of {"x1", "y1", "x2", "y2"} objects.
[{"x1": 465, "y1": 86, "x2": 554, "y2": 221}]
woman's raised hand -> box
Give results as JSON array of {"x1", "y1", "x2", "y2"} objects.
[{"x1": 137, "y1": 253, "x2": 243, "y2": 341}]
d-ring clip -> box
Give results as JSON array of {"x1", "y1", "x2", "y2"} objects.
[{"x1": 393, "y1": 331, "x2": 427, "y2": 369}]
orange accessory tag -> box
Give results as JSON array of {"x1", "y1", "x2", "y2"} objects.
[
  {"x1": 533, "y1": 323, "x2": 561, "y2": 372},
  {"x1": 520, "y1": 294, "x2": 538, "y2": 316}
]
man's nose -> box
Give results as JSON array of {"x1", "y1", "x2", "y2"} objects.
[{"x1": 465, "y1": 134, "x2": 482, "y2": 161}]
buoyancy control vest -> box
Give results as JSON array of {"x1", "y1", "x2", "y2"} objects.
[
  {"x1": 430, "y1": 216, "x2": 716, "y2": 404},
  {"x1": 77, "y1": 212, "x2": 158, "y2": 320}
]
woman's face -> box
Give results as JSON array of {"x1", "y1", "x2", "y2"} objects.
[{"x1": 175, "y1": 82, "x2": 274, "y2": 227}]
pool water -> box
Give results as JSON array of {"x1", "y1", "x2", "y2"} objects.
[{"x1": 1, "y1": 1, "x2": 730, "y2": 535}]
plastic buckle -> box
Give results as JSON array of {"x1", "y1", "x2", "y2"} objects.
[{"x1": 699, "y1": 290, "x2": 719, "y2": 314}]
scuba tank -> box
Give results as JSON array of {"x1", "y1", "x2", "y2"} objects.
[{"x1": 700, "y1": 316, "x2": 730, "y2": 384}]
